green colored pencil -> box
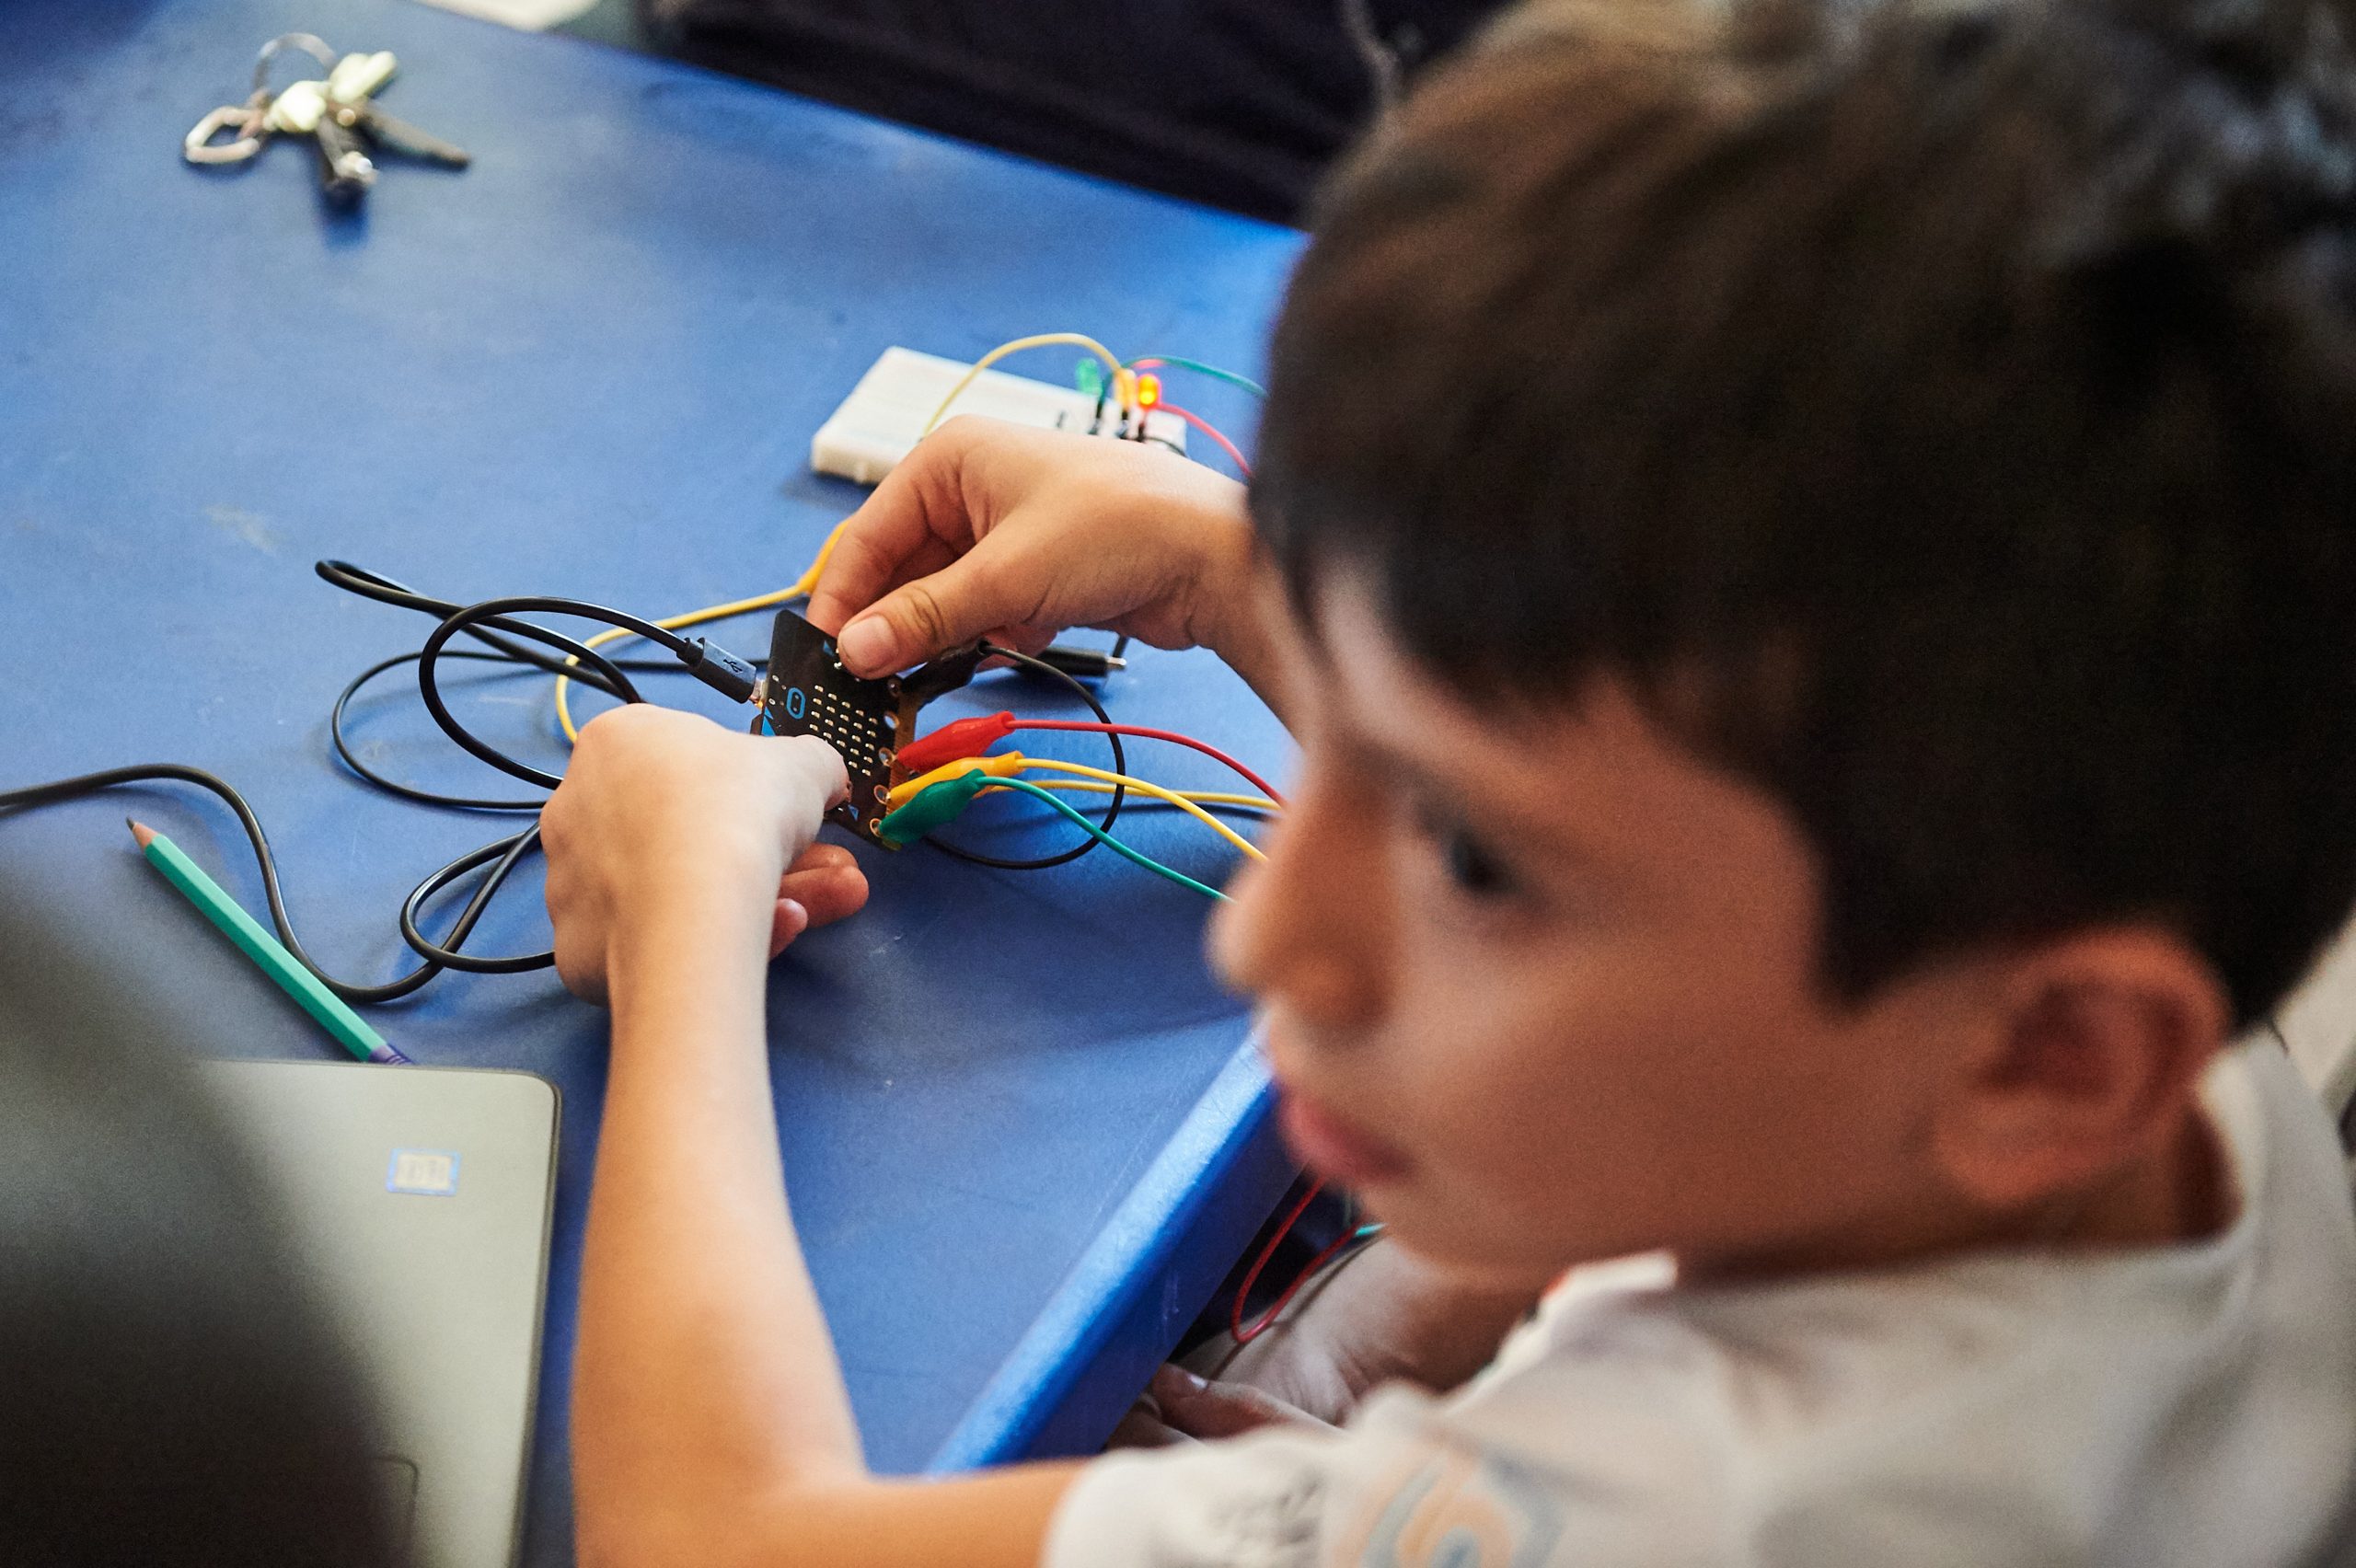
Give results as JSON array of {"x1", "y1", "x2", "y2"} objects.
[{"x1": 128, "y1": 820, "x2": 409, "y2": 1066}]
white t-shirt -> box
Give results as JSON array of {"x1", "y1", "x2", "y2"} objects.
[{"x1": 1046, "y1": 1043, "x2": 2356, "y2": 1568}]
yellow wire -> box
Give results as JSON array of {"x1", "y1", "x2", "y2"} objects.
[
  {"x1": 921, "y1": 333, "x2": 1131, "y2": 438},
  {"x1": 553, "y1": 522, "x2": 848, "y2": 743},
  {"x1": 1005, "y1": 757, "x2": 1266, "y2": 861},
  {"x1": 888, "y1": 754, "x2": 1269, "y2": 859},
  {"x1": 1016, "y1": 779, "x2": 1280, "y2": 814}
]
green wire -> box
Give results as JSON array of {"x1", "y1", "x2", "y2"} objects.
[
  {"x1": 1126, "y1": 355, "x2": 1269, "y2": 400},
  {"x1": 987, "y1": 778, "x2": 1230, "y2": 902}
]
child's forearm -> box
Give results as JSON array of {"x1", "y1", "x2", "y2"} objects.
[
  {"x1": 572, "y1": 879, "x2": 863, "y2": 1561},
  {"x1": 549, "y1": 712, "x2": 1076, "y2": 1567}
]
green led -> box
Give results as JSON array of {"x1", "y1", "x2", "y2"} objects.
[
  {"x1": 876, "y1": 773, "x2": 990, "y2": 846},
  {"x1": 1074, "y1": 359, "x2": 1105, "y2": 398}
]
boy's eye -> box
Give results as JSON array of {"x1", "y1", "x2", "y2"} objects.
[
  {"x1": 1407, "y1": 795, "x2": 1517, "y2": 901},
  {"x1": 1440, "y1": 825, "x2": 1515, "y2": 898}
]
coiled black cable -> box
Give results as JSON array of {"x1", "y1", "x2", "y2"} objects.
[
  {"x1": 411, "y1": 596, "x2": 692, "y2": 790},
  {"x1": 5, "y1": 562, "x2": 1149, "y2": 1006},
  {"x1": 332, "y1": 651, "x2": 550, "y2": 812},
  {"x1": 0, "y1": 763, "x2": 534, "y2": 1003},
  {"x1": 2, "y1": 570, "x2": 752, "y2": 1001}
]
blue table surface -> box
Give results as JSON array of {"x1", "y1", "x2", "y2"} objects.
[{"x1": 0, "y1": 3, "x2": 1303, "y2": 1561}]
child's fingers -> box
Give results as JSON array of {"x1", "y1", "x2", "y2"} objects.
[
  {"x1": 768, "y1": 856, "x2": 869, "y2": 956},
  {"x1": 1105, "y1": 1397, "x2": 1195, "y2": 1449},
  {"x1": 1148, "y1": 1366, "x2": 1325, "y2": 1439},
  {"x1": 832, "y1": 541, "x2": 1043, "y2": 678},
  {"x1": 768, "y1": 898, "x2": 811, "y2": 954},
  {"x1": 806, "y1": 415, "x2": 1000, "y2": 637},
  {"x1": 781, "y1": 860, "x2": 869, "y2": 926},
  {"x1": 771, "y1": 734, "x2": 850, "y2": 813},
  {"x1": 805, "y1": 527, "x2": 963, "y2": 639}
]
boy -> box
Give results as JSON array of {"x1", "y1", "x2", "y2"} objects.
[{"x1": 540, "y1": 0, "x2": 2356, "y2": 1561}]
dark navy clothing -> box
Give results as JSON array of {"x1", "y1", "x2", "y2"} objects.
[{"x1": 643, "y1": 0, "x2": 1503, "y2": 220}]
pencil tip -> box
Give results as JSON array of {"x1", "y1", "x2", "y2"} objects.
[{"x1": 127, "y1": 819, "x2": 156, "y2": 849}]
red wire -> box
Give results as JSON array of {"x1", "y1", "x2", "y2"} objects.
[
  {"x1": 1234, "y1": 1177, "x2": 1328, "y2": 1337},
  {"x1": 1231, "y1": 1179, "x2": 1369, "y2": 1345},
  {"x1": 1157, "y1": 399, "x2": 1253, "y2": 478},
  {"x1": 1013, "y1": 721, "x2": 1284, "y2": 803}
]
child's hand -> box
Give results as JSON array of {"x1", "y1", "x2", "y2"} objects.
[
  {"x1": 540, "y1": 706, "x2": 866, "y2": 1004},
  {"x1": 804, "y1": 416, "x2": 1265, "y2": 679},
  {"x1": 1112, "y1": 1239, "x2": 1548, "y2": 1445},
  {"x1": 1109, "y1": 1366, "x2": 1332, "y2": 1447}
]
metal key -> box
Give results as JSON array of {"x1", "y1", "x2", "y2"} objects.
[
  {"x1": 183, "y1": 35, "x2": 468, "y2": 192},
  {"x1": 341, "y1": 101, "x2": 472, "y2": 167},
  {"x1": 266, "y1": 77, "x2": 375, "y2": 202},
  {"x1": 321, "y1": 51, "x2": 472, "y2": 169}
]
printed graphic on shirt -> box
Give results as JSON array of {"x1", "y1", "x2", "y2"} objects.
[{"x1": 1341, "y1": 1448, "x2": 1565, "y2": 1568}]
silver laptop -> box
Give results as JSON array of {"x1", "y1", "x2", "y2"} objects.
[{"x1": 201, "y1": 1060, "x2": 559, "y2": 1568}]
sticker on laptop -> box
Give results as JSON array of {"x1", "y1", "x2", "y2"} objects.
[{"x1": 386, "y1": 1148, "x2": 461, "y2": 1196}]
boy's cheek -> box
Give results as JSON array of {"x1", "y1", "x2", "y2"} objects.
[{"x1": 1360, "y1": 972, "x2": 1797, "y2": 1264}]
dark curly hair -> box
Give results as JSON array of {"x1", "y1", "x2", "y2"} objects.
[{"x1": 1252, "y1": 0, "x2": 2356, "y2": 1026}]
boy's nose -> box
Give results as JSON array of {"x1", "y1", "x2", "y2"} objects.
[{"x1": 1209, "y1": 790, "x2": 1392, "y2": 1032}]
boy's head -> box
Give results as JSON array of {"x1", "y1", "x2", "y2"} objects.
[{"x1": 1216, "y1": 0, "x2": 2356, "y2": 1281}]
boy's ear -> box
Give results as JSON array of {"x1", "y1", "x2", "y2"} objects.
[{"x1": 1930, "y1": 928, "x2": 2230, "y2": 1210}]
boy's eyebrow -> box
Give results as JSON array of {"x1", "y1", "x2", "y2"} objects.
[
  {"x1": 1296, "y1": 587, "x2": 1621, "y2": 859},
  {"x1": 1327, "y1": 668, "x2": 1643, "y2": 873},
  {"x1": 1300, "y1": 615, "x2": 1557, "y2": 835},
  {"x1": 1338, "y1": 718, "x2": 1576, "y2": 847},
  {"x1": 1337, "y1": 724, "x2": 1469, "y2": 804}
]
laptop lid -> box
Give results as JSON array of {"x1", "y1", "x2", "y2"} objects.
[{"x1": 200, "y1": 1061, "x2": 558, "y2": 1568}]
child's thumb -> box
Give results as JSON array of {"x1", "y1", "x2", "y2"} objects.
[{"x1": 836, "y1": 554, "x2": 1020, "y2": 677}]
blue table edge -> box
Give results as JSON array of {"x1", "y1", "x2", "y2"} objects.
[{"x1": 925, "y1": 1030, "x2": 1295, "y2": 1469}]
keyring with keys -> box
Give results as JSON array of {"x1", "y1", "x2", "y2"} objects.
[{"x1": 182, "y1": 33, "x2": 337, "y2": 166}]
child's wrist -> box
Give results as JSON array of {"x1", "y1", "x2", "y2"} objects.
[
  {"x1": 603, "y1": 872, "x2": 779, "y2": 1005},
  {"x1": 608, "y1": 839, "x2": 785, "y2": 933}
]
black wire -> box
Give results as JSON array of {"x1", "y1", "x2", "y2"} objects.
[
  {"x1": 416, "y1": 596, "x2": 671, "y2": 790},
  {"x1": 924, "y1": 642, "x2": 1127, "y2": 871},
  {"x1": 6, "y1": 571, "x2": 1139, "y2": 1011},
  {"x1": 0, "y1": 580, "x2": 709, "y2": 1004},
  {"x1": 316, "y1": 559, "x2": 638, "y2": 701},
  {"x1": 398, "y1": 826, "x2": 550, "y2": 972},
  {"x1": 0, "y1": 763, "x2": 550, "y2": 1002},
  {"x1": 333, "y1": 651, "x2": 549, "y2": 811},
  {"x1": 332, "y1": 647, "x2": 731, "y2": 812}
]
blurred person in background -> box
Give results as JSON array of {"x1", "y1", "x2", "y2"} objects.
[{"x1": 0, "y1": 909, "x2": 392, "y2": 1568}]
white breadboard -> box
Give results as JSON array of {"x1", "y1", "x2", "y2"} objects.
[{"x1": 811, "y1": 346, "x2": 1185, "y2": 485}]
